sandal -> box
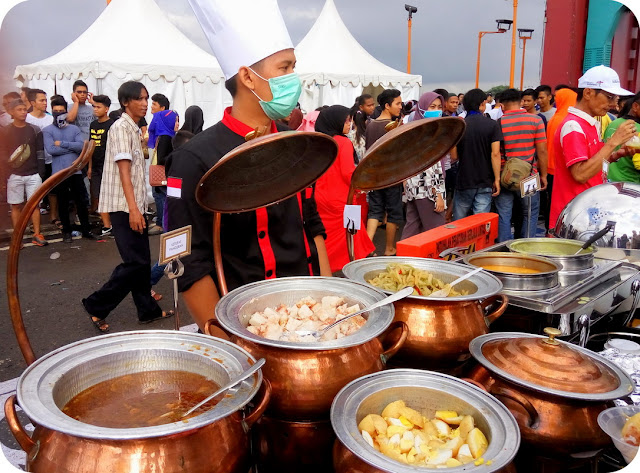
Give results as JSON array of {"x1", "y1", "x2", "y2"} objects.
[
  {"x1": 138, "y1": 310, "x2": 175, "y2": 325},
  {"x1": 151, "y1": 289, "x2": 162, "y2": 301},
  {"x1": 52, "y1": 219, "x2": 63, "y2": 230},
  {"x1": 88, "y1": 314, "x2": 109, "y2": 333}
]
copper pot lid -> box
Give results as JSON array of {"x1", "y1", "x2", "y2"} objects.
[
  {"x1": 469, "y1": 329, "x2": 634, "y2": 401},
  {"x1": 196, "y1": 131, "x2": 338, "y2": 213},
  {"x1": 350, "y1": 117, "x2": 465, "y2": 191}
]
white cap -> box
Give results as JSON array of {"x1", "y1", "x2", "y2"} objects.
[
  {"x1": 187, "y1": 0, "x2": 294, "y2": 80},
  {"x1": 578, "y1": 65, "x2": 633, "y2": 96}
]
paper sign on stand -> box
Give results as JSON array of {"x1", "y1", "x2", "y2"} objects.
[{"x1": 159, "y1": 226, "x2": 192, "y2": 331}]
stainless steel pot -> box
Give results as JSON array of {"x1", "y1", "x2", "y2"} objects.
[
  {"x1": 463, "y1": 252, "x2": 560, "y2": 291},
  {"x1": 6, "y1": 331, "x2": 269, "y2": 473},
  {"x1": 507, "y1": 238, "x2": 595, "y2": 271},
  {"x1": 331, "y1": 369, "x2": 520, "y2": 472}
]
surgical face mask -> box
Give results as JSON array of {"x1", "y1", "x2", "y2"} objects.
[
  {"x1": 53, "y1": 111, "x2": 69, "y2": 129},
  {"x1": 423, "y1": 109, "x2": 443, "y2": 118},
  {"x1": 249, "y1": 68, "x2": 302, "y2": 120}
]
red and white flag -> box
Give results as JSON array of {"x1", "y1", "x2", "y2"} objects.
[{"x1": 167, "y1": 177, "x2": 182, "y2": 198}]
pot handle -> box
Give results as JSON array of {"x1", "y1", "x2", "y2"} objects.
[
  {"x1": 460, "y1": 378, "x2": 488, "y2": 392},
  {"x1": 204, "y1": 318, "x2": 232, "y2": 340},
  {"x1": 480, "y1": 294, "x2": 508, "y2": 326},
  {"x1": 4, "y1": 395, "x2": 35, "y2": 453},
  {"x1": 243, "y1": 378, "x2": 271, "y2": 429},
  {"x1": 490, "y1": 386, "x2": 539, "y2": 429},
  {"x1": 380, "y1": 321, "x2": 409, "y2": 363}
]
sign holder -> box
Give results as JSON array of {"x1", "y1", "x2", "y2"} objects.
[
  {"x1": 159, "y1": 226, "x2": 192, "y2": 331},
  {"x1": 520, "y1": 174, "x2": 541, "y2": 238}
]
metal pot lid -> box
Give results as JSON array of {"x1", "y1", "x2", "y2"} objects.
[
  {"x1": 507, "y1": 238, "x2": 595, "y2": 257},
  {"x1": 342, "y1": 257, "x2": 503, "y2": 301},
  {"x1": 350, "y1": 117, "x2": 465, "y2": 191},
  {"x1": 196, "y1": 131, "x2": 338, "y2": 213},
  {"x1": 469, "y1": 330, "x2": 634, "y2": 401},
  {"x1": 331, "y1": 369, "x2": 520, "y2": 473},
  {"x1": 215, "y1": 276, "x2": 394, "y2": 350},
  {"x1": 17, "y1": 331, "x2": 262, "y2": 439}
]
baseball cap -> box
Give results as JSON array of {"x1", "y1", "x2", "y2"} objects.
[{"x1": 578, "y1": 65, "x2": 633, "y2": 96}]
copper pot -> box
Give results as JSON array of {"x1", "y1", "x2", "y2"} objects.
[
  {"x1": 468, "y1": 329, "x2": 635, "y2": 456},
  {"x1": 212, "y1": 277, "x2": 407, "y2": 420},
  {"x1": 333, "y1": 441, "x2": 517, "y2": 473},
  {"x1": 5, "y1": 331, "x2": 271, "y2": 473},
  {"x1": 207, "y1": 318, "x2": 407, "y2": 420},
  {"x1": 253, "y1": 416, "x2": 336, "y2": 473},
  {"x1": 342, "y1": 258, "x2": 507, "y2": 371}
]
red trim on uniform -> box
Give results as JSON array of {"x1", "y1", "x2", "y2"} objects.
[
  {"x1": 221, "y1": 107, "x2": 278, "y2": 138},
  {"x1": 255, "y1": 208, "x2": 277, "y2": 279},
  {"x1": 297, "y1": 192, "x2": 314, "y2": 275}
]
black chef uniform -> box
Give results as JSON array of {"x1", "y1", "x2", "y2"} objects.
[{"x1": 165, "y1": 107, "x2": 326, "y2": 293}]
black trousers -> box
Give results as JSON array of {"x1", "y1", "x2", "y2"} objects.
[
  {"x1": 83, "y1": 211, "x2": 161, "y2": 321},
  {"x1": 57, "y1": 174, "x2": 90, "y2": 234}
]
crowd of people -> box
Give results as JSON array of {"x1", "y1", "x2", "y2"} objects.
[{"x1": 1, "y1": 54, "x2": 638, "y2": 332}]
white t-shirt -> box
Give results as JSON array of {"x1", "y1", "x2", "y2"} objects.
[{"x1": 26, "y1": 113, "x2": 54, "y2": 164}]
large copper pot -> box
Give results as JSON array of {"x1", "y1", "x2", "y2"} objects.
[
  {"x1": 253, "y1": 416, "x2": 336, "y2": 473},
  {"x1": 342, "y1": 257, "x2": 507, "y2": 371},
  {"x1": 211, "y1": 277, "x2": 408, "y2": 420},
  {"x1": 468, "y1": 329, "x2": 635, "y2": 456},
  {"x1": 5, "y1": 331, "x2": 270, "y2": 473}
]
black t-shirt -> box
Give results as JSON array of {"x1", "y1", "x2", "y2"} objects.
[
  {"x1": 0, "y1": 123, "x2": 43, "y2": 177},
  {"x1": 364, "y1": 119, "x2": 391, "y2": 150},
  {"x1": 456, "y1": 114, "x2": 503, "y2": 190},
  {"x1": 165, "y1": 122, "x2": 326, "y2": 293},
  {"x1": 89, "y1": 118, "x2": 114, "y2": 168}
]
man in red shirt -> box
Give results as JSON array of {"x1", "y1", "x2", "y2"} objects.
[{"x1": 549, "y1": 66, "x2": 637, "y2": 229}]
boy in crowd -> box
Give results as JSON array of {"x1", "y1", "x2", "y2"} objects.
[
  {"x1": 536, "y1": 85, "x2": 556, "y2": 121},
  {"x1": 521, "y1": 89, "x2": 548, "y2": 127},
  {"x1": 67, "y1": 80, "x2": 95, "y2": 141},
  {"x1": 0, "y1": 99, "x2": 47, "y2": 246},
  {"x1": 89, "y1": 95, "x2": 114, "y2": 235},
  {"x1": 43, "y1": 97, "x2": 95, "y2": 242}
]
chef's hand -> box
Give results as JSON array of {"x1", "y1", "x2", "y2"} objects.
[
  {"x1": 129, "y1": 209, "x2": 146, "y2": 233},
  {"x1": 435, "y1": 195, "x2": 445, "y2": 213},
  {"x1": 492, "y1": 180, "x2": 501, "y2": 197}
]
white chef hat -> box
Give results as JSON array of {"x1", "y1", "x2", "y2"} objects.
[{"x1": 187, "y1": 0, "x2": 294, "y2": 80}]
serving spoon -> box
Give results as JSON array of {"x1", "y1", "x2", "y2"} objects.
[
  {"x1": 430, "y1": 267, "x2": 484, "y2": 298},
  {"x1": 182, "y1": 358, "x2": 266, "y2": 418},
  {"x1": 294, "y1": 286, "x2": 414, "y2": 339}
]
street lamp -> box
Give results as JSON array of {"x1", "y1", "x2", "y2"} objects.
[
  {"x1": 475, "y1": 19, "x2": 512, "y2": 88},
  {"x1": 405, "y1": 4, "x2": 417, "y2": 73},
  {"x1": 518, "y1": 28, "x2": 534, "y2": 90},
  {"x1": 509, "y1": 0, "x2": 519, "y2": 88}
]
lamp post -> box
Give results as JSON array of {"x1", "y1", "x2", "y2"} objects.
[
  {"x1": 509, "y1": 0, "x2": 519, "y2": 87},
  {"x1": 405, "y1": 4, "x2": 417, "y2": 73},
  {"x1": 475, "y1": 19, "x2": 513, "y2": 89},
  {"x1": 518, "y1": 29, "x2": 534, "y2": 90}
]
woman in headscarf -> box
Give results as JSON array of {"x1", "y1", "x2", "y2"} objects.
[
  {"x1": 544, "y1": 88, "x2": 577, "y2": 232},
  {"x1": 180, "y1": 105, "x2": 204, "y2": 135},
  {"x1": 401, "y1": 92, "x2": 447, "y2": 239},
  {"x1": 314, "y1": 105, "x2": 375, "y2": 272}
]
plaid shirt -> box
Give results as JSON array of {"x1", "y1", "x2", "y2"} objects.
[{"x1": 98, "y1": 113, "x2": 147, "y2": 214}]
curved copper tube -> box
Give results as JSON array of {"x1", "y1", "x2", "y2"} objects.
[
  {"x1": 212, "y1": 212, "x2": 228, "y2": 296},
  {"x1": 345, "y1": 184, "x2": 356, "y2": 262},
  {"x1": 6, "y1": 141, "x2": 94, "y2": 365}
]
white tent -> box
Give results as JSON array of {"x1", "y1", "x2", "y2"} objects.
[
  {"x1": 13, "y1": 0, "x2": 228, "y2": 128},
  {"x1": 295, "y1": 0, "x2": 422, "y2": 112}
]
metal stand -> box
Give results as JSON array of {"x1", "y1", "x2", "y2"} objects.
[
  {"x1": 526, "y1": 194, "x2": 532, "y2": 238},
  {"x1": 164, "y1": 258, "x2": 184, "y2": 331}
]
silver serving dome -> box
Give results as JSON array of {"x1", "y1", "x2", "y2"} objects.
[{"x1": 554, "y1": 182, "x2": 640, "y2": 249}]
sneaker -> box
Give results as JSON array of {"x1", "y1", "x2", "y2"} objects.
[
  {"x1": 63, "y1": 232, "x2": 72, "y2": 243},
  {"x1": 101, "y1": 226, "x2": 112, "y2": 236},
  {"x1": 32, "y1": 234, "x2": 48, "y2": 246}
]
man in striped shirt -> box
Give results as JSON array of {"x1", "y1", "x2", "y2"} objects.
[{"x1": 495, "y1": 88, "x2": 548, "y2": 242}]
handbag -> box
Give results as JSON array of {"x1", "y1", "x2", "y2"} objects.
[
  {"x1": 149, "y1": 138, "x2": 167, "y2": 186},
  {"x1": 500, "y1": 158, "x2": 532, "y2": 192}
]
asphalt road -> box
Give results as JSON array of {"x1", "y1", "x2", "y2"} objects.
[{"x1": 0, "y1": 233, "x2": 190, "y2": 382}]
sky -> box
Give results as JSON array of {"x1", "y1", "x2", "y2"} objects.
[{"x1": 0, "y1": 0, "x2": 547, "y2": 96}]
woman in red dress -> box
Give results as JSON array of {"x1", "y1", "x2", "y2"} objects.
[{"x1": 314, "y1": 105, "x2": 375, "y2": 272}]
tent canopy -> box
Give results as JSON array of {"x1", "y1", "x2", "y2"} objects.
[
  {"x1": 14, "y1": 0, "x2": 223, "y2": 83},
  {"x1": 295, "y1": 0, "x2": 422, "y2": 89}
]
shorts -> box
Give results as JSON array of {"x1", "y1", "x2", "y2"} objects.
[
  {"x1": 367, "y1": 185, "x2": 404, "y2": 225},
  {"x1": 7, "y1": 173, "x2": 42, "y2": 205},
  {"x1": 90, "y1": 165, "x2": 103, "y2": 201}
]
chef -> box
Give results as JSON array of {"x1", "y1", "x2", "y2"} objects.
[{"x1": 166, "y1": 0, "x2": 332, "y2": 332}]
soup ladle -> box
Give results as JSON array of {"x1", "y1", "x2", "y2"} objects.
[{"x1": 182, "y1": 358, "x2": 266, "y2": 418}]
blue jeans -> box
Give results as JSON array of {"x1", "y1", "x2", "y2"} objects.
[
  {"x1": 152, "y1": 186, "x2": 167, "y2": 229},
  {"x1": 453, "y1": 187, "x2": 493, "y2": 221},
  {"x1": 495, "y1": 189, "x2": 540, "y2": 242},
  {"x1": 150, "y1": 262, "x2": 167, "y2": 287}
]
